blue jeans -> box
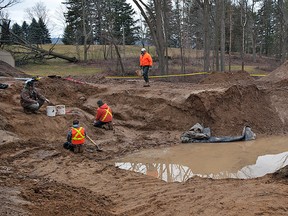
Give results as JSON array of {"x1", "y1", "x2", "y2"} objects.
[
  {"x1": 93, "y1": 120, "x2": 106, "y2": 128},
  {"x1": 142, "y1": 66, "x2": 150, "y2": 83}
]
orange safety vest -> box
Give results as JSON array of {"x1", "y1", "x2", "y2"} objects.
[
  {"x1": 96, "y1": 104, "x2": 113, "y2": 122},
  {"x1": 101, "y1": 107, "x2": 112, "y2": 122},
  {"x1": 71, "y1": 127, "x2": 85, "y2": 145}
]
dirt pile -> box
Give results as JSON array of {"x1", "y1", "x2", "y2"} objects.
[
  {"x1": 259, "y1": 60, "x2": 288, "y2": 82},
  {"x1": 1, "y1": 65, "x2": 288, "y2": 215},
  {"x1": 199, "y1": 70, "x2": 254, "y2": 85},
  {"x1": 0, "y1": 60, "x2": 28, "y2": 77}
]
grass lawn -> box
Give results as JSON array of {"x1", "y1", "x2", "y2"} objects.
[
  {"x1": 13, "y1": 45, "x2": 274, "y2": 77},
  {"x1": 18, "y1": 61, "x2": 103, "y2": 77}
]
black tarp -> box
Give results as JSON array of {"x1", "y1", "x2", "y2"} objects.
[{"x1": 180, "y1": 123, "x2": 256, "y2": 143}]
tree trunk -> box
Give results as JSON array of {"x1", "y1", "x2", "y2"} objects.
[
  {"x1": 229, "y1": 6, "x2": 232, "y2": 72},
  {"x1": 112, "y1": 42, "x2": 125, "y2": 76},
  {"x1": 215, "y1": 1, "x2": 220, "y2": 71},
  {"x1": 220, "y1": 0, "x2": 225, "y2": 72},
  {"x1": 163, "y1": 0, "x2": 169, "y2": 74},
  {"x1": 278, "y1": 0, "x2": 288, "y2": 63},
  {"x1": 203, "y1": 0, "x2": 210, "y2": 72},
  {"x1": 7, "y1": 27, "x2": 78, "y2": 62},
  {"x1": 82, "y1": 0, "x2": 88, "y2": 62},
  {"x1": 133, "y1": 0, "x2": 167, "y2": 74},
  {"x1": 240, "y1": 0, "x2": 247, "y2": 72}
]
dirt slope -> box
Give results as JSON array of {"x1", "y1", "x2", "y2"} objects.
[{"x1": 0, "y1": 65, "x2": 288, "y2": 215}]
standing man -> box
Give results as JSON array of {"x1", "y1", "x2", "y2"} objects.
[
  {"x1": 93, "y1": 100, "x2": 113, "y2": 130},
  {"x1": 64, "y1": 119, "x2": 86, "y2": 153},
  {"x1": 20, "y1": 78, "x2": 50, "y2": 114},
  {"x1": 139, "y1": 48, "x2": 153, "y2": 87}
]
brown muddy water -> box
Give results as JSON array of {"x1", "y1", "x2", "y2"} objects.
[{"x1": 114, "y1": 136, "x2": 288, "y2": 182}]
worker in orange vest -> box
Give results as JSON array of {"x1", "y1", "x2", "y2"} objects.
[
  {"x1": 93, "y1": 100, "x2": 113, "y2": 130},
  {"x1": 64, "y1": 119, "x2": 86, "y2": 153},
  {"x1": 139, "y1": 48, "x2": 153, "y2": 87}
]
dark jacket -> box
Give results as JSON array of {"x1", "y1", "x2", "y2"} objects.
[{"x1": 20, "y1": 86, "x2": 46, "y2": 108}]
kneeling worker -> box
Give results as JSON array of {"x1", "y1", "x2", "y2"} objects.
[
  {"x1": 64, "y1": 120, "x2": 86, "y2": 153},
  {"x1": 93, "y1": 100, "x2": 113, "y2": 129},
  {"x1": 20, "y1": 78, "x2": 50, "y2": 114}
]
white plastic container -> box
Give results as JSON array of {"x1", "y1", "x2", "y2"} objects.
[
  {"x1": 46, "y1": 106, "x2": 56, "y2": 117},
  {"x1": 56, "y1": 105, "x2": 66, "y2": 115}
]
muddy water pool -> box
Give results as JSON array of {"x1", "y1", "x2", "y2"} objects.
[{"x1": 114, "y1": 136, "x2": 288, "y2": 182}]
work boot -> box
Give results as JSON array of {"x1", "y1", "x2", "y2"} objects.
[
  {"x1": 24, "y1": 107, "x2": 39, "y2": 114},
  {"x1": 78, "y1": 145, "x2": 84, "y2": 153},
  {"x1": 31, "y1": 110, "x2": 39, "y2": 114},
  {"x1": 107, "y1": 122, "x2": 114, "y2": 130},
  {"x1": 73, "y1": 145, "x2": 84, "y2": 153},
  {"x1": 143, "y1": 82, "x2": 150, "y2": 87},
  {"x1": 73, "y1": 145, "x2": 78, "y2": 153},
  {"x1": 102, "y1": 124, "x2": 109, "y2": 130},
  {"x1": 23, "y1": 108, "x2": 32, "y2": 114}
]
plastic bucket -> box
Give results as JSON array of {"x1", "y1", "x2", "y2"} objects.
[
  {"x1": 46, "y1": 106, "x2": 56, "y2": 117},
  {"x1": 56, "y1": 105, "x2": 66, "y2": 115}
]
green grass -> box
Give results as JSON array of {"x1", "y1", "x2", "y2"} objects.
[
  {"x1": 41, "y1": 44, "x2": 156, "y2": 60},
  {"x1": 13, "y1": 44, "x2": 270, "y2": 76},
  {"x1": 19, "y1": 61, "x2": 102, "y2": 77}
]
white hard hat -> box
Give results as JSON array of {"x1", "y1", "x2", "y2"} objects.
[
  {"x1": 25, "y1": 78, "x2": 34, "y2": 86},
  {"x1": 141, "y1": 48, "x2": 146, "y2": 52}
]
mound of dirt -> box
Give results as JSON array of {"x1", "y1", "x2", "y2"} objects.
[
  {"x1": 0, "y1": 60, "x2": 28, "y2": 77},
  {"x1": 199, "y1": 70, "x2": 254, "y2": 84},
  {"x1": 1, "y1": 67, "x2": 288, "y2": 215},
  {"x1": 259, "y1": 60, "x2": 288, "y2": 82}
]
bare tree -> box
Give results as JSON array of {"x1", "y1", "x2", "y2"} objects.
[
  {"x1": 249, "y1": 0, "x2": 259, "y2": 63},
  {"x1": 132, "y1": 0, "x2": 167, "y2": 74},
  {"x1": 239, "y1": 0, "x2": 248, "y2": 72},
  {"x1": 51, "y1": 3, "x2": 67, "y2": 38},
  {"x1": 81, "y1": 0, "x2": 92, "y2": 62},
  {"x1": 195, "y1": 0, "x2": 211, "y2": 72},
  {"x1": 220, "y1": 0, "x2": 225, "y2": 71},
  {"x1": 174, "y1": 0, "x2": 185, "y2": 74},
  {"x1": 25, "y1": 2, "x2": 49, "y2": 24},
  {"x1": 228, "y1": 2, "x2": 233, "y2": 72},
  {"x1": 0, "y1": 0, "x2": 20, "y2": 11},
  {"x1": 213, "y1": 0, "x2": 220, "y2": 71},
  {"x1": 278, "y1": 0, "x2": 288, "y2": 63}
]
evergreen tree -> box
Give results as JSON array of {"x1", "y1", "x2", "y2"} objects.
[
  {"x1": 62, "y1": 24, "x2": 76, "y2": 45},
  {"x1": 38, "y1": 17, "x2": 51, "y2": 44},
  {"x1": 28, "y1": 18, "x2": 41, "y2": 44},
  {"x1": 63, "y1": 0, "x2": 87, "y2": 45},
  {"x1": 110, "y1": 0, "x2": 139, "y2": 45},
  {"x1": 11, "y1": 23, "x2": 23, "y2": 44},
  {"x1": 93, "y1": 0, "x2": 106, "y2": 44},
  {"x1": 256, "y1": 0, "x2": 276, "y2": 56},
  {"x1": 63, "y1": 0, "x2": 139, "y2": 45},
  {"x1": 21, "y1": 21, "x2": 29, "y2": 41},
  {"x1": 162, "y1": 0, "x2": 173, "y2": 47}
]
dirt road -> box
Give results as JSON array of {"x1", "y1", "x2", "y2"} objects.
[{"x1": 0, "y1": 61, "x2": 288, "y2": 215}]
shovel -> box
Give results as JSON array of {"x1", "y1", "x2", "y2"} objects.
[{"x1": 86, "y1": 135, "x2": 103, "y2": 152}]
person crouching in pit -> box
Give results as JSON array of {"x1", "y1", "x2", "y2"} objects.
[
  {"x1": 93, "y1": 99, "x2": 113, "y2": 130},
  {"x1": 63, "y1": 120, "x2": 86, "y2": 153}
]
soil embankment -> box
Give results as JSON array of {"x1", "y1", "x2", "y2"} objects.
[{"x1": 0, "y1": 62, "x2": 288, "y2": 215}]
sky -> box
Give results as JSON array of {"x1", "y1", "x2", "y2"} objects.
[{"x1": 4, "y1": 0, "x2": 138, "y2": 38}]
